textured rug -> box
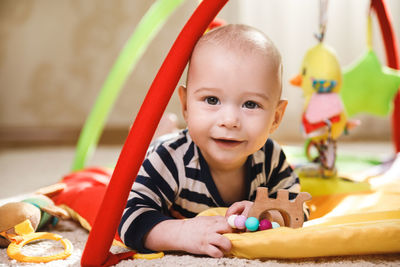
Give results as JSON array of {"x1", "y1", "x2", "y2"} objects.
[{"x1": 1, "y1": 218, "x2": 400, "y2": 267}]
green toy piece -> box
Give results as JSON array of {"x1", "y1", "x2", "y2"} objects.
[
  {"x1": 341, "y1": 50, "x2": 400, "y2": 117},
  {"x1": 71, "y1": 0, "x2": 184, "y2": 171}
]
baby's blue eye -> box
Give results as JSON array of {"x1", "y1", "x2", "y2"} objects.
[
  {"x1": 205, "y1": 96, "x2": 220, "y2": 105},
  {"x1": 243, "y1": 101, "x2": 259, "y2": 109}
]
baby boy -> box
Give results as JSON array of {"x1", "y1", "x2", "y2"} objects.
[{"x1": 119, "y1": 24, "x2": 306, "y2": 258}]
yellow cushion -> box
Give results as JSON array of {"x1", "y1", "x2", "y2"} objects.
[{"x1": 197, "y1": 173, "x2": 400, "y2": 259}]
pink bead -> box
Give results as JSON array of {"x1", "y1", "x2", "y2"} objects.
[
  {"x1": 234, "y1": 215, "x2": 247, "y2": 230},
  {"x1": 259, "y1": 219, "x2": 272, "y2": 230}
]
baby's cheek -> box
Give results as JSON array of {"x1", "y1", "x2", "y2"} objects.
[{"x1": 250, "y1": 126, "x2": 270, "y2": 149}]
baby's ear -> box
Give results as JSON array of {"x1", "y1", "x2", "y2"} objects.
[
  {"x1": 178, "y1": 85, "x2": 188, "y2": 122},
  {"x1": 270, "y1": 99, "x2": 288, "y2": 133}
]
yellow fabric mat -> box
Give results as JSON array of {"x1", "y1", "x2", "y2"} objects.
[{"x1": 198, "y1": 168, "x2": 400, "y2": 259}]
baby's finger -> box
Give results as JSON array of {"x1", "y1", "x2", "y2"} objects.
[
  {"x1": 213, "y1": 216, "x2": 233, "y2": 233},
  {"x1": 241, "y1": 204, "x2": 252, "y2": 217},
  {"x1": 225, "y1": 202, "x2": 244, "y2": 218},
  {"x1": 205, "y1": 244, "x2": 224, "y2": 258},
  {"x1": 210, "y1": 234, "x2": 232, "y2": 255}
]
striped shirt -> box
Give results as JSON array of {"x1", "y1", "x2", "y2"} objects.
[{"x1": 118, "y1": 129, "x2": 304, "y2": 253}]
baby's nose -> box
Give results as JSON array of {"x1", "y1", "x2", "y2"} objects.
[{"x1": 218, "y1": 107, "x2": 240, "y2": 128}]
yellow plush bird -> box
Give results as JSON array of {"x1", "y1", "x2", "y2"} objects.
[
  {"x1": 290, "y1": 43, "x2": 353, "y2": 175},
  {"x1": 291, "y1": 43, "x2": 347, "y2": 141}
]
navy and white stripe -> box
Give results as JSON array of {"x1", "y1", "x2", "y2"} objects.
[{"x1": 118, "y1": 129, "x2": 306, "y2": 253}]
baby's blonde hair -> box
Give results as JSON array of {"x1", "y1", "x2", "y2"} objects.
[{"x1": 188, "y1": 24, "x2": 283, "y2": 99}]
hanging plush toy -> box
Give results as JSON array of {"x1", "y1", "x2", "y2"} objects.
[
  {"x1": 290, "y1": 43, "x2": 349, "y2": 177},
  {"x1": 290, "y1": 0, "x2": 356, "y2": 177},
  {"x1": 340, "y1": 12, "x2": 400, "y2": 117}
]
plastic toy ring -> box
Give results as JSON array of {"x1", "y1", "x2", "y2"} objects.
[
  {"x1": 7, "y1": 232, "x2": 73, "y2": 263},
  {"x1": 133, "y1": 251, "x2": 164, "y2": 260}
]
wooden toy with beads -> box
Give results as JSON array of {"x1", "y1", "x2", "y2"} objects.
[{"x1": 247, "y1": 187, "x2": 312, "y2": 228}]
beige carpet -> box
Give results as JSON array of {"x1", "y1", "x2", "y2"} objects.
[{"x1": 0, "y1": 218, "x2": 399, "y2": 266}]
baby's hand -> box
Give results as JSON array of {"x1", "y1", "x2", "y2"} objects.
[
  {"x1": 179, "y1": 216, "x2": 232, "y2": 258},
  {"x1": 225, "y1": 200, "x2": 253, "y2": 218}
]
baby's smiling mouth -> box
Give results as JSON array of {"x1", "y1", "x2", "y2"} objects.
[{"x1": 212, "y1": 138, "x2": 244, "y2": 147}]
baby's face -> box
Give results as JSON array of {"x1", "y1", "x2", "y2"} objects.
[{"x1": 181, "y1": 43, "x2": 285, "y2": 170}]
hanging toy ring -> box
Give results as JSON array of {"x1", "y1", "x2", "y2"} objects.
[{"x1": 7, "y1": 232, "x2": 73, "y2": 263}]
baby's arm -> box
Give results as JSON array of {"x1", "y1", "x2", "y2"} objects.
[
  {"x1": 119, "y1": 145, "x2": 233, "y2": 257},
  {"x1": 144, "y1": 216, "x2": 232, "y2": 258}
]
